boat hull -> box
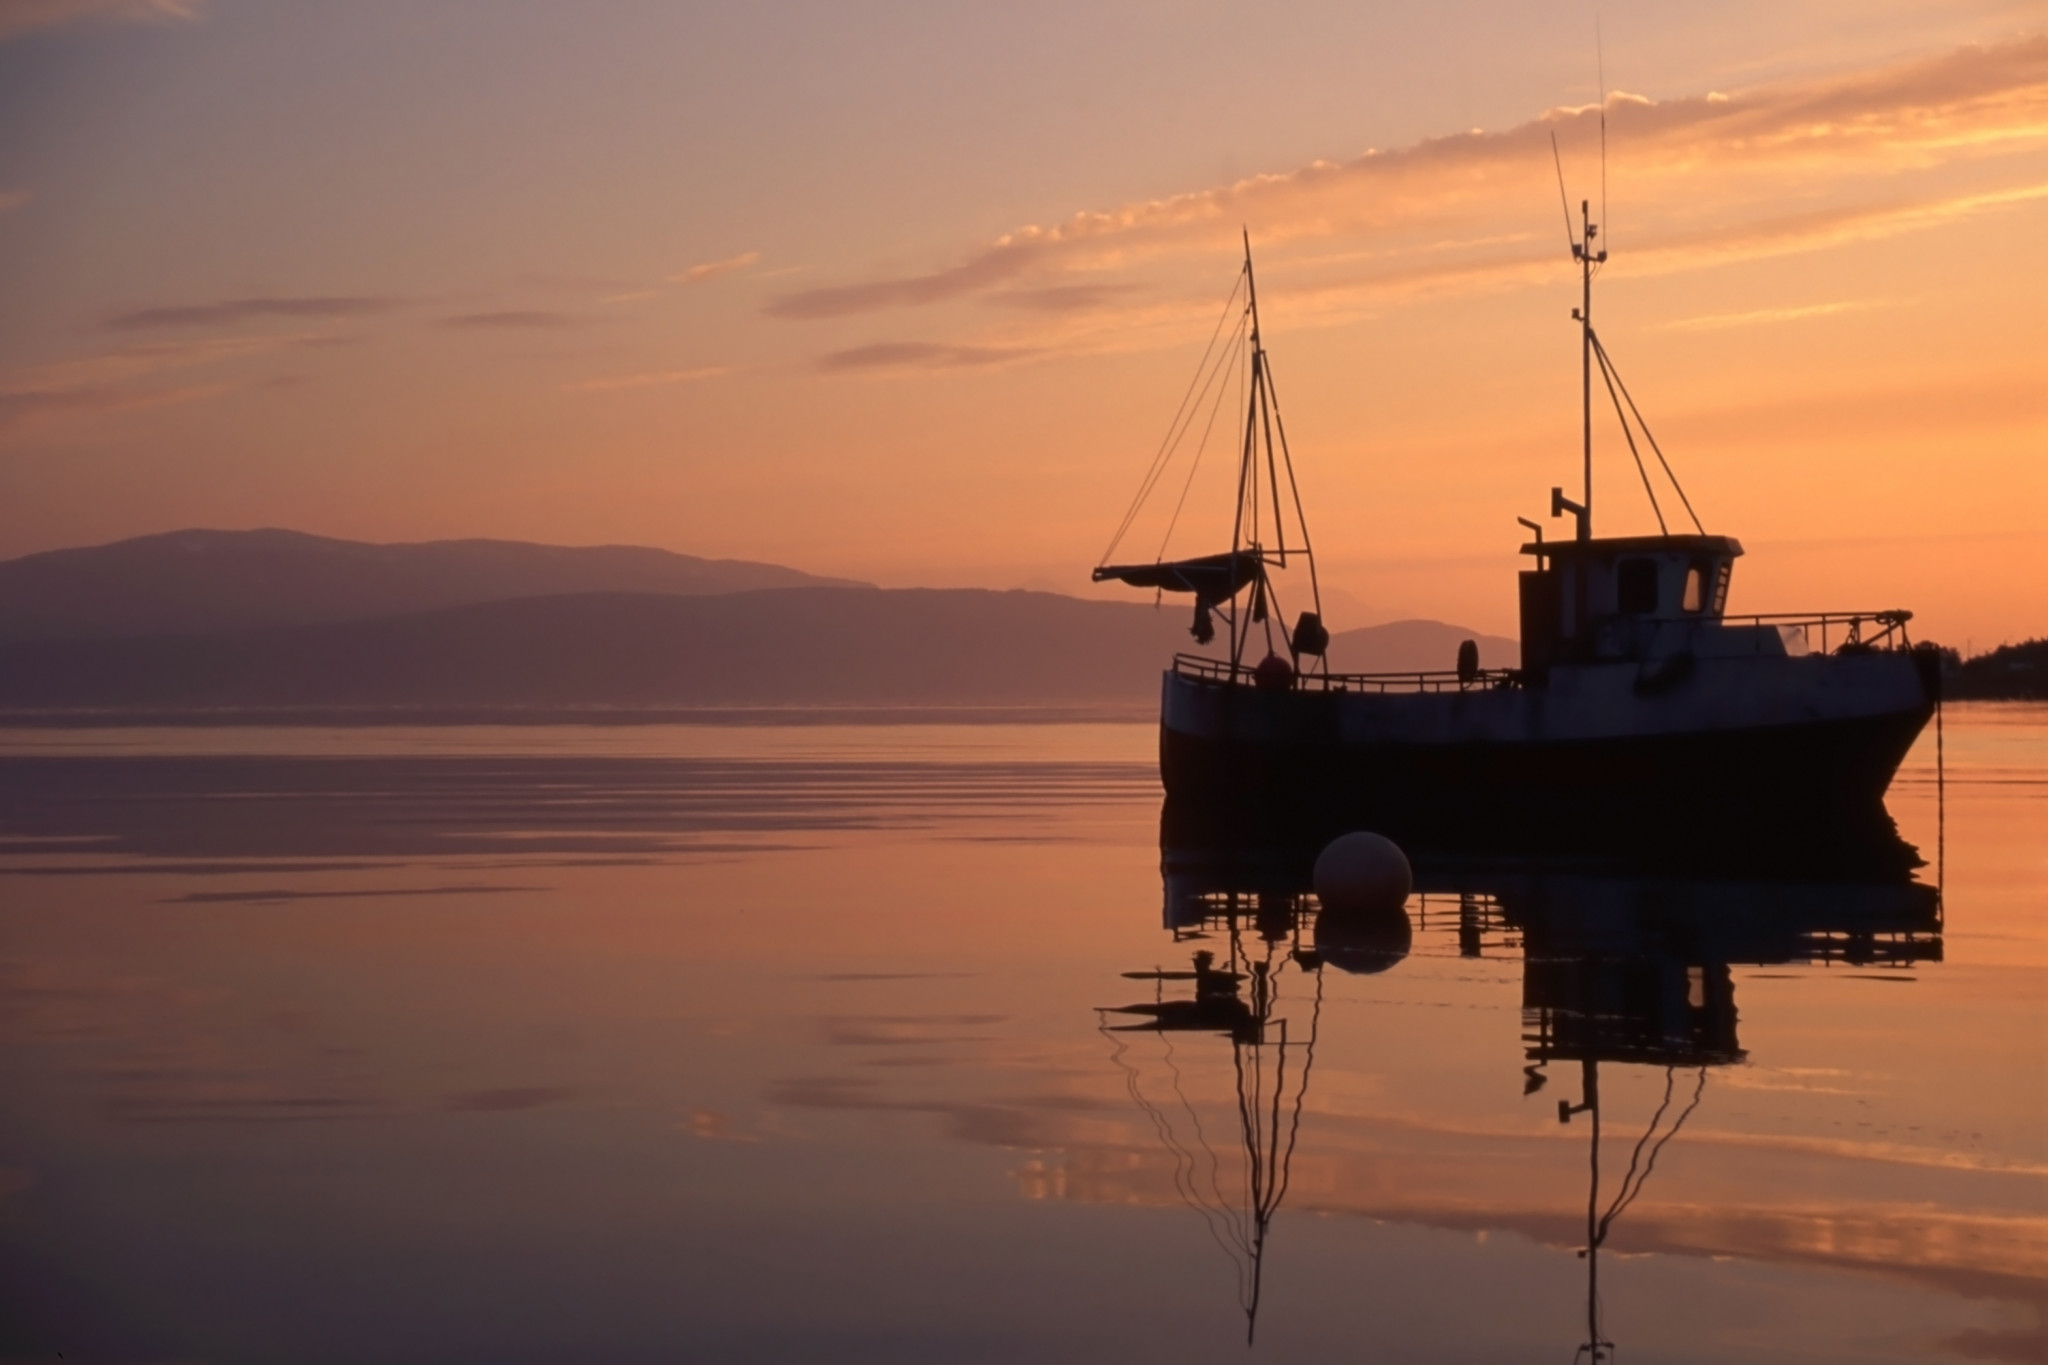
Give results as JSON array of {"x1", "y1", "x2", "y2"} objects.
[{"x1": 1160, "y1": 651, "x2": 1935, "y2": 857}]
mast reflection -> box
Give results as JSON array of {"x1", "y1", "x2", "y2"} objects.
[
  {"x1": 1111, "y1": 834, "x2": 1943, "y2": 1352},
  {"x1": 1100, "y1": 884, "x2": 1343, "y2": 1344},
  {"x1": 1491, "y1": 868, "x2": 1942, "y2": 1361}
]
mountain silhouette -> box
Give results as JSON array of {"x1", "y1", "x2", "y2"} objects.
[
  {"x1": 0, "y1": 529, "x2": 870, "y2": 642},
  {"x1": 0, "y1": 583, "x2": 1518, "y2": 712}
]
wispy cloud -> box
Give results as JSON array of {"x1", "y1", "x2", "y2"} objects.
[
  {"x1": 771, "y1": 253, "x2": 1027, "y2": 320},
  {"x1": 991, "y1": 283, "x2": 1141, "y2": 313},
  {"x1": 0, "y1": 189, "x2": 29, "y2": 215},
  {"x1": 671, "y1": 251, "x2": 761, "y2": 286},
  {"x1": 437, "y1": 310, "x2": 584, "y2": 330},
  {"x1": 818, "y1": 342, "x2": 1040, "y2": 373},
  {"x1": 17, "y1": 332, "x2": 324, "y2": 390},
  {"x1": 562, "y1": 366, "x2": 727, "y2": 393},
  {"x1": 768, "y1": 35, "x2": 2048, "y2": 337},
  {"x1": 1659, "y1": 299, "x2": 1888, "y2": 332},
  {"x1": 109, "y1": 295, "x2": 392, "y2": 330},
  {"x1": 1258, "y1": 181, "x2": 2048, "y2": 327},
  {"x1": 0, "y1": 380, "x2": 227, "y2": 434},
  {"x1": 0, "y1": 331, "x2": 322, "y2": 436},
  {"x1": 0, "y1": 0, "x2": 198, "y2": 41}
]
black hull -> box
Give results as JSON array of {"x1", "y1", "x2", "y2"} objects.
[{"x1": 1160, "y1": 703, "x2": 1931, "y2": 863}]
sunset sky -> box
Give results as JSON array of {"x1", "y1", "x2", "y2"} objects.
[{"x1": 0, "y1": 0, "x2": 2042, "y2": 647}]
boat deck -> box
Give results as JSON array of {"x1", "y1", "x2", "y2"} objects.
[{"x1": 1173, "y1": 608, "x2": 1918, "y2": 695}]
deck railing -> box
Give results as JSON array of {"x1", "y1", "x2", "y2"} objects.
[
  {"x1": 1721, "y1": 609, "x2": 1914, "y2": 653},
  {"x1": 1171, "y1": 610, "x2": 1916, "y2": 694},
  {"x1": 1171, "y1": 654, "x2": 1519, "y2": 694}
]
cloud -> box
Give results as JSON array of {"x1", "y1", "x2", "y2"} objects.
[
  {"x1": 0, "y1": 190, "x2": 28, "y2": 215},
  {"x1": 0, "y1": 331, "x2": 324, "y2": 435},
  {"x1": 0, "y1": 0, "x2": 197, "y2": 40},
  {"x1": 992, "y1": 283, "x2": 1142, "y2": 313},
  {"x1": 1659, "y1": 299, "x2": 1888, "y2": 332},
  {"x1": 1254, "y1": 181, "x2": 2048, "y2": 327},
  {"x1": 685, "y1": 1109, "x2": 759, "y2": 1142},
  {"x1": 818, "y1": 341, "x2": 1040, "y2": 373},
  {"x1": 562, "y1": 366, "x2": 727, "y2": 393},
  {"x1": 770, "y1": 251, "x2": 1035, "y2": 319},
  {"x1": 449, "y1": 1086, "x2": 573, "y2": 1113},
  {"x1": 767, "y1": 35, "x2": 2048, "y2": 330},
  {"x1": 0, "y1": 380, "x2": 228, "y2": 433},
  {"x1": 437, "y1": 309, "x2": 584, "y2": 330},
  {"x1": 109, "y1": 295, "x2": 392, "y2": 330},
  {"x1": 16, "y1": 332, "x2": 328, "y2": 391},
  {"x1": 670, "y1": 250, "x2": 761, "y2": 286}
]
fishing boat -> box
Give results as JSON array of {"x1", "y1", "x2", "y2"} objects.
[{"x1": 1093, "y1": 218, "x2": 1938, "y2": 856}]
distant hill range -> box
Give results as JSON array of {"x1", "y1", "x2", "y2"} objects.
[
  {"x1": 0, "y1": 528, "x2": 871, "y2": 641},
  {"x1": 0, "y1": 531, "x2": 1518, "y2": 714}
]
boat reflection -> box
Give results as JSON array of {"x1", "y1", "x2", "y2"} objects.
[
  {"x1": 1110, "y1": 835, "x2": 1942, "y2": 1352},
  {"x1": 1100, "y1": 890, "x2": 1326, "y2": 1344}
]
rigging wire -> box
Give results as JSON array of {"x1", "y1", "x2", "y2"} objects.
[
  {"x1": 1550, "y1": 132, "x2": 1578, "y2": 253},
  {"x1": 1257, "y1": 349, "x2": 1286, "y2": 559},
  {"x1": 1271, "y1": 963, "x2": 1324, "y2": 1214},
  {"x1": 1157, "y1": 310, "x2": 1250, "y2": 559},
  {"x1": 1582, "y1": 1065, "x2": 1709, "y2": 1357},
  {"x1": 1260, "y1": 353, "x2": 1321, "y2": 612},
  {"x1": 1170, "y1": 1031, "x2": 1253, "y2": 1260},
  {"x1": 1599, "y1": 1065, "x2": 1708, "y2": 1239},
  {"x1": 1097, "y1": 1011, "x2": 1254, "y2": 1288},
  {"x1": 1598, "y1": 18, "x2": 1609, "y2": 252},
  {"x1": 1099, "y1": 235, "x2": 1321, "y2": 674},
  {"x1": 1253, "y1": 308, "x2": 1327, "y2": 673},
  {"x1": 1590, "y1": 332, "x2": 1705, "y2": 533},
  {"x1": 1099, "y1": 271, "x2": 1246, "y2": 566},
  {"x1": 1163, "y1": 1027, "x2": 1255, "y2": 1261},
  {"x1": 1594, "y1": 337, "x2": 1667, "y2": 534},
  {"x1": 1600, "y1": 1066, "x2": 1678, "y2": 1240}
]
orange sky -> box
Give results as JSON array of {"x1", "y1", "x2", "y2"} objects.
[{"x1": 0, "y1": 1, "x2": 2042, "y2": 648}]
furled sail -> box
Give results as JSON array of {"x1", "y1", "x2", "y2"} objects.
[{"x1": 1094, "y1": 551, "x2": 1262, "y2": 644}]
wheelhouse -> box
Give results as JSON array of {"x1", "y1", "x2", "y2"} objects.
[{"x1": 1518, "y1": 534, "x2": 1743, "y2": 673}]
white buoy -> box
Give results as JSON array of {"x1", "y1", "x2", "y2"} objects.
[{"x1": 1313, "y1": 831, "x2": 1412, "y2": 916}]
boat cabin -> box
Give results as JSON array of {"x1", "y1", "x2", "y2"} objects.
[{"x1": 1518, "y1": 534, "x2": 1746, "y2": 674}]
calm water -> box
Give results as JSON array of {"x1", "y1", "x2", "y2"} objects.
[{"x1": 0, "y1": 706, "x2": 2041, "y2": 1363}]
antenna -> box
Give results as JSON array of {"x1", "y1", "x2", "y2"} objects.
[
  {"x1": 1597, "y1": 18, "x2": 1608, "y2": 248},
  {"x1": 1550, "y1": 132, "x2": 1578, "y2": 257}
]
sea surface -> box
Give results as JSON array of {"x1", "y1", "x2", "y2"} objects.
[{"x1": 0, "y1": 705, "x2": 2041, "y2": 1363}]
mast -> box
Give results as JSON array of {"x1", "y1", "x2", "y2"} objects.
[
  {"x1": 1230, "y1": 232, "x2": 1323, "y2": 671},
  {"x1": 1103, "y1": 897, "x2": 1322, "y2": 1347},
  {"x1": 1095, "y1": 238, "x2": 1323, "y2": 671},
  {"x1": 1574, "y1": 199, "x2": 1605, "y2": 541},
  {"x1": 1228, "y1": 235, "x2": 1261, "y2": 671},
  {"x1": 1581, "y1": 1059, "x2": 1607, "y2": 1363}
]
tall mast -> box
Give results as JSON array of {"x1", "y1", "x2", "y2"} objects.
[
  {"x1": 1243, "y1": 228, "x2": 1262, "y2": 354},
  {"x1": 1227, "y1": 237, "x2": 1258, "y2": 665},
  {"x1": 1573, "y1": 199, "x2": 1605, "y2": 541},
  {"x1": 1234, "y1": 232, "x2": 1266, "y2": 668},
  {"x1": 1583, "y1": 1058, "x2": 1605, "y2": 1361},
  {"x1": 1243, "y1": 227, "x2": 1266, "y2": 565}
]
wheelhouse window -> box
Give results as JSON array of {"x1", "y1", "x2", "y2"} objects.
[
  {"x1": 1682, "y1": 565, "x2": 1705, "y2": 613},
  {"x1": 1712, "y1": 561, "x2": 1733, "y2": 614},
  {"x1": 1617, "y1": 558, "x2": 1659, "y2": 614}
]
